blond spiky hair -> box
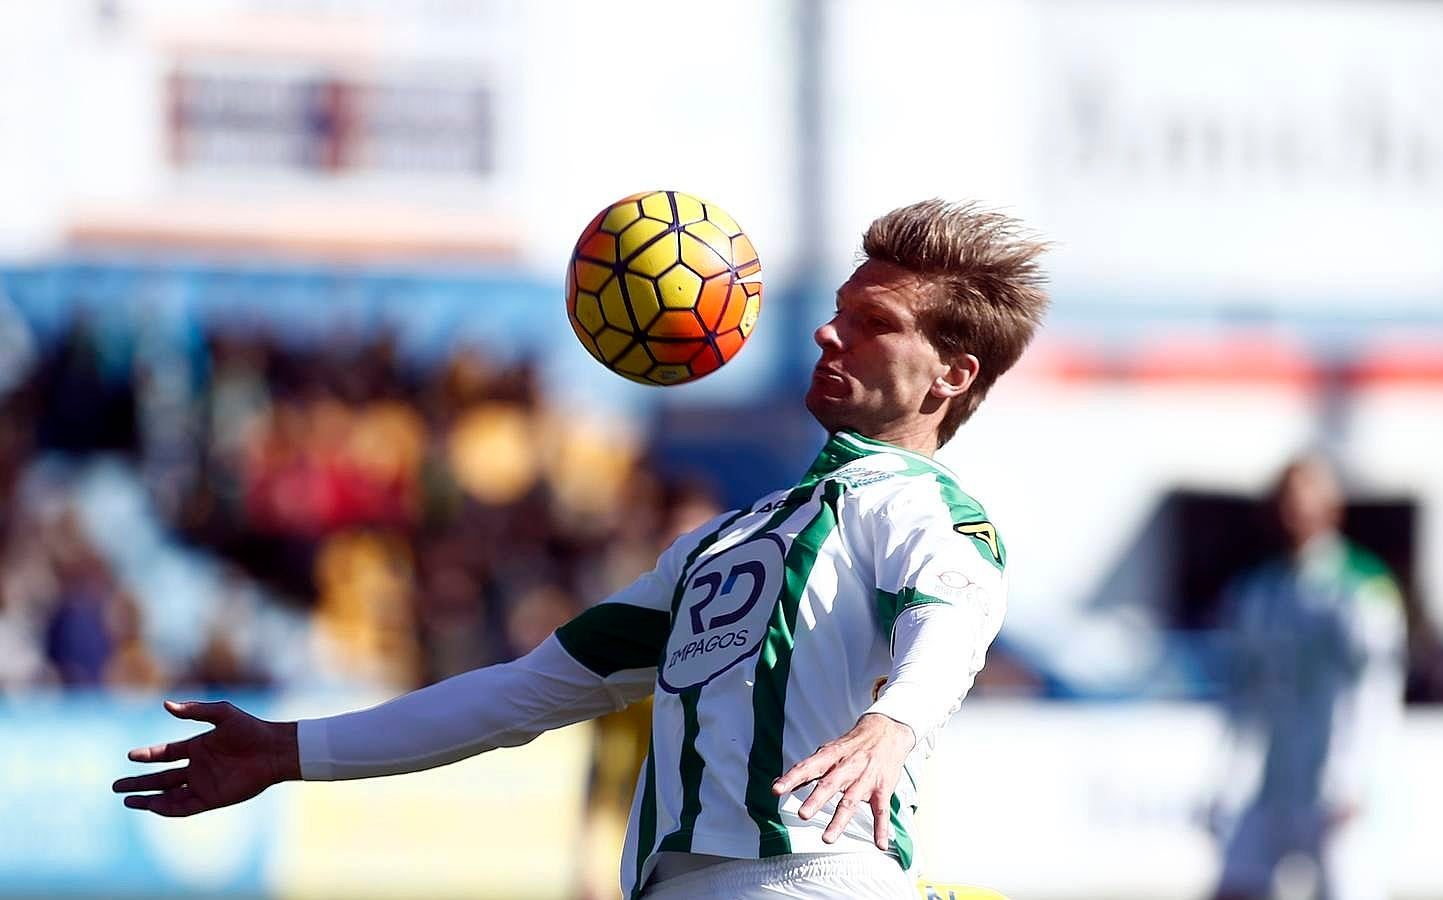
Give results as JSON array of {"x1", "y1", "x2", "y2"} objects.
[{"x1": 863, "y1": 199, "x2": 1050, "y2": 446}]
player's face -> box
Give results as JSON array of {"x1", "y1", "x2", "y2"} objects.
[
  {"x1": 805, "y1": 259, "x2": 954, "y2": 443},
  {"x1": 1275, "y1": 457, "x2": 1343, "y2": 548}
]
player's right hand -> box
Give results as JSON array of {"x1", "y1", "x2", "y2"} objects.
[{"x1": 112, "y1": 699, "x2": 300, "y2": 817}]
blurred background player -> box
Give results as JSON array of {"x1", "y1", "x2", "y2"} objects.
[{"x1": 1209, "y1": 454, "x2": 1407, "y2": 900}]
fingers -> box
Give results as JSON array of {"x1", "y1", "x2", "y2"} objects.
[
  {"x1": 165, "y1": 699, "x2": 236, "y2": 724},
  {"x1": 113, "y1": 766, "x2": 188, "y2": 795},
  {"x1": 122, "y1": 785, "x2": 209, "y2": 818},
  {"x1": 773, "y1": 753, "x2": 831, "y2": 797},
  {"x1": 773, "y1": 718, "x2": 909, "y2": 846},
  {"x1": 127, "y1": 737, "x2": 195, "y2": 764},
  {"x1": 822, "y1": 785, "x2": 869, "y2": 843},
  {"x1": 870, "y1": 791, "x2": 890, "y2": 850},
  {"x1": 127, "y1": 700, "x2": 230, "y2": 763},
  {"x1": 796, "y1": 760, "x2": 847, "y2": 820},
  {"x1": 797, "y1": 750, "x2": 870, "y2": 821},
  {"x1": 773, "y1": 738, "x2": 851, "y2": 796}
]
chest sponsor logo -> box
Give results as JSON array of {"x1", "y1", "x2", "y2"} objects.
[{"x1": 659, "y1": 533, "x2": 786, "y2": 693}]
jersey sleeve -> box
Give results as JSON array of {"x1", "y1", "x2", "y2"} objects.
[
  {"x1": 866, "y1": 603, "x2": 989, "y2": 748},
  {"x1": 299, "y1": 510, "x2": 739, "y2": 781},
  {"x1": 869, "y1": 474, "x2": 1007, "y2": 645},
  {"x1": 299, "y1": 635, "x2": 633, "y2": 780},
  {"x1": 863, "y1": 475, "x2": 1008, "y2": 744}
]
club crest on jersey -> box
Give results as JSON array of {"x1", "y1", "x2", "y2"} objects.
[{"x1": 659, "y1": 533, "x2": 787, "y2": 694}]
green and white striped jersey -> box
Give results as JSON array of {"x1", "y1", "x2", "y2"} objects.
[
  {"x1": 555, "y1": 430, "x2": 1008, "y2": 897},
  {"x1": 1217, "y1": 534, "x2": 1406, "y2": 816}
]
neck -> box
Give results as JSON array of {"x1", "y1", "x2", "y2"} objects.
[
  {"x1": 851, "y1": 423, "x2": 940, "y2": 456},
  {"x1": 1288, "y1": 529, "x2": 1339, "y2": 558}
]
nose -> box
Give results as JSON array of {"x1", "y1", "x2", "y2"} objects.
[{"x1": 814, "y1": 318, "x2": 842, "y2": 351}]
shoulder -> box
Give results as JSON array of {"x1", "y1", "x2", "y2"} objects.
[
  {"x1": 1341, "y1": 541, "x2": 1393, "y2": 582},
  {"x1": 839, "y1": 452, "x2": 989, "y2": 523},
  {"x1": 1340, "y1": 540, "x2": 1403, "y2": 608},
  {"x1": 837, "y1": 453, "x2": 1004, "y2": 569}
]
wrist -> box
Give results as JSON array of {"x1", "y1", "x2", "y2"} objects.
[
  {"x1": 862, "y1": 693, "x2": 928, "y2": 749},
  {"x1": 271, "y1": 721, "x2": 302, "y2": 783},
  {"x1": 860, "y1": 711, "x2": 918, "y2": 752}
]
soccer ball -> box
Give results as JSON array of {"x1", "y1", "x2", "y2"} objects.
[{"x1": 566, "y1": 190, "x2": 762, "y2": 385}]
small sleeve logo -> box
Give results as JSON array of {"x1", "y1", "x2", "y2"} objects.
[{"x1": 953, "y1": 521, "x2": 1001, "y2": 564}]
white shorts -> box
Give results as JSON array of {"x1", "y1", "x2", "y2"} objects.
[{"x1": 640, "y1": 852, "x2": 914, "y2": 900}]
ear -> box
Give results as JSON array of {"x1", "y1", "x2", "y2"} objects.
[{"x1": 929, "y1": 354, "x2": 980, "y2": 401}]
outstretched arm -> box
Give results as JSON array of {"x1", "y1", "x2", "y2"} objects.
[
  {"x1": 115, "y1": 631, "x2": 658, "y2": 815},
  {"x1": 297, "y1": 634, "x2": 651, "y2": 780},
  {"x1": 293, "y1": 513, "x2": 729, "y2": 782},
  {"x1": 111, "y1": 517, "x2": 723, "y2": 818}
]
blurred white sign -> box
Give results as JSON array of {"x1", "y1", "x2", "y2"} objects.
[
  {"x1": 1035, "y1": 0, "x2": 1443, "y2": 305},
  {"x1": 824, "y1": 0, "x2": 1443, "y2": 309}
]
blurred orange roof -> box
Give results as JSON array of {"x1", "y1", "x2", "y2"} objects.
[{"x1": 66, "y1": 201, "x2": 518, "y2": 263}]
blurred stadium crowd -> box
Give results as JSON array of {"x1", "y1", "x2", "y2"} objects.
[{"x1": 0, "y1": 307, "x2": 724, "y2": 697}]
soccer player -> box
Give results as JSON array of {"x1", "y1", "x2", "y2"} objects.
[
  {"x1": 113, "y1": 200, "x2": 1050, "y2": 900},
  {"x1": 1209, "y1": 455, "x2": 1407, "y2": 900}
]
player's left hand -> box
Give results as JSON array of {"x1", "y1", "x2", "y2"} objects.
[{"x1": 771, "y1": 712, "x2": 915, "y2": 849}]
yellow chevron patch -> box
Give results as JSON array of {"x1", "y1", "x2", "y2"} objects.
[{"x1": 953, "y1": 521, "x2": 1000, "y2": 563}]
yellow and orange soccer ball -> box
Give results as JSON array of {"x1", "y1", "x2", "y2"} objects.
[{"x1": 566, "y1": 190, "x2": 762, "y2": 385}]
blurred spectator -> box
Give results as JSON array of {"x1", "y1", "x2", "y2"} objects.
[
  {"x1": 446, "y1": 401, "x2": 543, "y2": 505},
  {"x1": 32, "y1": 315, "x2": 138, "y2": 454},
  {"x1": 182, "y1": 629, "x2": 270, "y2": 693},
  {"x1": 41, "y1": 509, "x2": 124, "y2": 686},
  {"x1": 0, "y1": 503, "x2": 59, "y2": 692},
  {"x1": 414, "y1": 535, "x2": 500, "y2": 683},
  {"x1": 312, "y1": 530, "x2": 421, "y2": 688},
  {"x1": 102, "y1": 590, "x2": 168, "y2": 692},
  {"x1": 503, "y1": 582, "x2": 579, "y2": 658},
  {"x1": 1208, "y1": 455, "x2": 1406, "y2": 900},
  {"x1": 0, "y1": 289, "x2": 36, "y2": 400}
]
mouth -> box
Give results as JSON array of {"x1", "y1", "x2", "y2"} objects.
[{"x1": 810, "y1": 366, "x2": 848, "y2": 394}]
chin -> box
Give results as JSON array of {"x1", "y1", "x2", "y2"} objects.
[{"x1": 804, "y1": 390, "x2": 851, "y2": 434}]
